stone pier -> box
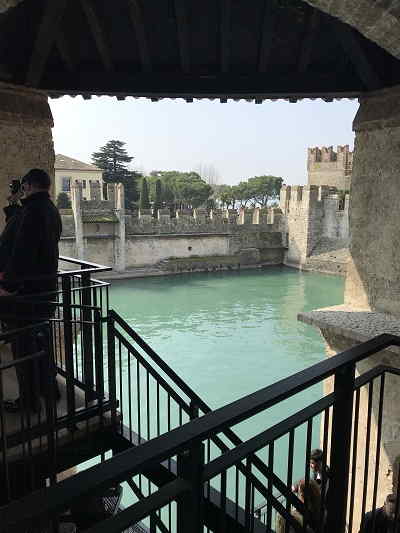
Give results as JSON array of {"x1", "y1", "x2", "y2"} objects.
[
  {"x1": 299, "y1": 84, "x2": 400, "y2": 532},
  {"x1": 0, "y1": 82, "x2": 54, "y2": 231}
]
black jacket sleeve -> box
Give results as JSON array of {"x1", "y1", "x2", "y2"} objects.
[{"x1": 3, "y1": 208, "x2": 39, "y2": 283}]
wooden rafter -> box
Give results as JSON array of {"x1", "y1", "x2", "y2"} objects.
[
  {"x1": 127, "y1": 0, "x2": 151, "y2": 73},
  {"x1": 56, "y1": 31, "x2": 74, "y2": 73},
  {"x1": 334, "y1": 21, "x2": 381, "y2": 90},
  {"x1": 298, "y1": 10, "x2": 319, "y2": 73},
  {"x1": 174, "y1": 0, "x2": 190, "y2": 73},
  {"x1": 26, "y1": 0, "x2": 68, "y2": 87},
  {"x1": 258, "y1": 0, "x2": 276, "y2": 73},
  {"x1": 81, "y1": 0, "x2": 113, "y2": 72},
  {"x1": 220, "y1": 0, "x2": 231, "y2": 73}
]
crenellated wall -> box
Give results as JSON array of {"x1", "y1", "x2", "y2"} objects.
[
  {"x1": 60, "y1": 188, "x2": 285, "y2": 275},
  {"x1": 280, "y1": 184, "x2": 349, "y2": 271},
  {"x1": 307, "y1": 144, "x2": 353, "y2": 190}
]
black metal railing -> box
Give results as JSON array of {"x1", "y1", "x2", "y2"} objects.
[
  {"x1": 0, "y1": 256, "x2": 114, "y2": 504},
  {"x1": 2, "y1": 332, "x2": 399, "y2": 533}
]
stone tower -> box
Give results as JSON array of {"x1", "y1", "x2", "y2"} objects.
[{"x1": 307, "y1": 145, "x2": 353, "y2": 190}]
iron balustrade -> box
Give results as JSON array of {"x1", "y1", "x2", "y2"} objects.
[
  {"x1": 0, "y1": 257, "x2": 114, "y2": 504},
  {"x1": 1, "y1": 331, "x2": 399, "y2": 533}
]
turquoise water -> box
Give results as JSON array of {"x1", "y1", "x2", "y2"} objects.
[
  {"x1": 110, "y1": 267, "x2": 344, "y2": 412},
  {"x1": 108, "y1": 267, "x2": 344, "y2": 520}
]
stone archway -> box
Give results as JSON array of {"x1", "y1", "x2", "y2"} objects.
[{"x1": 304, "y1": 0, "x2": 400, "y2": 59}]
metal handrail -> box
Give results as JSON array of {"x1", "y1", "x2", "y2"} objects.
[{"x1": 2, "y1": 332, "x2": 399, "y2": 531}]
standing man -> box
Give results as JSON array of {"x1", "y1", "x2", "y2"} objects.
[
  {"x1": 359, "y1": 494, "x2": 398, "y2": 533},
  {"x1": 310, "y1": 448, "x2": 330, "y2": 503},
  {"x1": 0, "y1": 169, "x2": 62, "y2": 412}
]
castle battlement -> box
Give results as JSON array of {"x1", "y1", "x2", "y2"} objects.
[
  {"x1": 280, "y1": 184, "x2": 349, "y2": 215},
  {"x1": 307, "y1": 145, "x2": 353, "y2": 190}
]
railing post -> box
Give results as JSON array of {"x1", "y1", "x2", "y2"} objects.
[
  {"x1": 81, "y1": 270, "x2": 95, "y2": 399},
  {"x1": 94, "y1": 309, "x2": 104, "y2": 416},
  {"x1": 177, "y1": 443, "x2": 204, "y2": 533},
  {"x1": 326, "y1": 362, "x2": 355, "y2": 533},
  {"x1": 107, "y1": 314, "x2": 117, "y2": 428},
  {"x1": 62, "y1": 276, "x2": 76, "y2": 418}
]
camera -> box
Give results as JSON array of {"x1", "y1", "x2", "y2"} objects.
[{"x1": 9, "y1": 179, "x2": 21, "y2": 195}]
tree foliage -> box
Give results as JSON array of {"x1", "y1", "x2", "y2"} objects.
[
  {"x1": 153, "y1": 179, "x2": 163, "y2": 215},
  {"x1": 91, "y1": 140, "x2": 139, "y2": 209},
  {"x1": 146, "y1": 170, "x2": 212, "y2": 209},
  {"x1": 214, "y1": 175, "x2": 283, "y2": 208},
  {"x1": 140, "y1": 177, "x2": 151, "y2": 210},
  {"x1": 56, "y1": 192, "x2": 71, "y2": 209}
]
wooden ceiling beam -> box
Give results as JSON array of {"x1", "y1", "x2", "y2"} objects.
[
  {"x1": 258, "y1": 0, "x2": 276, "y2": 73},
  {"x1": 56, "y1": 31, "x2": 74, "y2": 73},
  {"x1": 127, "y1": 0, "x2": 152, "y2": 73},
  {"x1": 298, "y1": 10, "x2": 319, "y2": 73},
  {"x1": 174, "y1": 0, "x2": 190, "y2": 73},
  {"x1": 26, "y1": 0, "x2": 68, "y2": 87},
  {"x1": 220, "y1": 0, "x2": 231, "y2": 73},
  {"x1": 81, "y1": 0, "x2": 113, "y2": 72},
  {"x1": 334, "y1": 21, "x2": 381, "y2": 90}
]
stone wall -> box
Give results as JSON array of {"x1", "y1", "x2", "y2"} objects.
[
  {"x1": 0, "y1": 82, "x2": 54, "y2": 231},
  {"x1": 64, "y1": 188, "x2": 285, "y2": 274},
  {"x1": 280, "y1": 184, "x2": 349, "y2": 269},
  {"x1": 345, "y1": 85, "x2": 400, "y2": 315},
  {"x1": 308, "y1": 145, "x2": 353, "y2": 190},
  {"x1": 304, "y1": 0, "x2": 400, "y2": 60}
]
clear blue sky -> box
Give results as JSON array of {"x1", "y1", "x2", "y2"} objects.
[{"x1": 50, "y1": 96, "x2": 358, "y2": 186}]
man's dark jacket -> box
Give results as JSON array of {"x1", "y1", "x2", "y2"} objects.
[{"x1": 2, "y1": 192, "x2": 62, "y2": 297}]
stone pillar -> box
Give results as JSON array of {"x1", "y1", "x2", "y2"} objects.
[
  {"x1": 0, "y1": 83, "x2": 54, "y2": 231},
  {"x1": 345, "y1": 85, "x2": 400, "y2": 314},
  {"x1": 114, "y1": 183, "x2": 125, "y2": 272},
  {"x1": 89, "y1": 180, "x2": 101, "y2": 201},
  {"x1": 71, "y1": 182, "x2": 84, "y2": 259},
  {"x1": 299, "y1": 85, "x2": 400, "y2": 533}
]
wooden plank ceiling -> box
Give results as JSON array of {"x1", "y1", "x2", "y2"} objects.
[{"x1": 0, "y1": 0, "x2": 399, "y2": 102}]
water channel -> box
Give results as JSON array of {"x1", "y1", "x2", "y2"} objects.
[{"x1": 109, "y1": 266, "x2": 344, "y2": 509}]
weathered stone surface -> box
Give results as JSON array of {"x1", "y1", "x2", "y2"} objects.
[
  {"x1": 280, "y1": 185, "x2": 349, "y2": 268},
  {"x1": 304, "y1": 0, "x2": 400, "y2": 59},
  {"x1": 344, "y1": 85, "x2": 400, "y2": 314},
  {"x1": 308, "y1": 145, "x2": 352, "y2": 190},
  {"x1": 0, "y1": 83, "x2": 54, "y2": 231}
]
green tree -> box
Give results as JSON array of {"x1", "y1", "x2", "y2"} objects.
[
  {"x1": 147, "y1": 170, "x2": 212, "y2": 209},
  {"x1": 56, "y1": 192, "x2": 71, "y2": 209},
  {"x1": 246, "y1": 175, "x2": 283, "y2": 207},
  {"x1": 153, "y1": 179, "x2": 163, "y2": 215},
  {"x1": 140, "y1": 177, "x2": 151, "y2": 210},
  {"x1": 91, "y1": 140, "x2": 139, "y2": 209}
]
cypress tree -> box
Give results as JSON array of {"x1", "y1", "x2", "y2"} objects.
[
  {"x1": 140, "y1": 177, "x2": 151, "y2": 210},
  {"x1": 153, "y1": 179, "x2": 163, "y2": 216}
]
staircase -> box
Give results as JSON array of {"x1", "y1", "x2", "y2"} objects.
[{"x1": 0, "y1": 263, "x2": 399, "y2": 533}]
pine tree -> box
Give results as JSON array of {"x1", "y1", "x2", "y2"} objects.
[
  {"x1": 153, "y1": 179, "x2": 163, "y2": 216},
  {"x1": 92, "y1": 140, "x2": 139, "y2": 209},
  {"x1": 140, "y1": 177, "x2": 151, "y2": 210},
  {"x1": 56, "y1": 192, "x2": 71, "y2": 209}
]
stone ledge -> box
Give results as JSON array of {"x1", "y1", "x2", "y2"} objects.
[{"x1": 298, "y1": 304, "x2": 400, "y2": 354}]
